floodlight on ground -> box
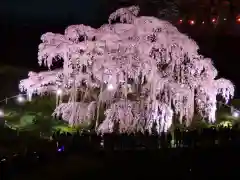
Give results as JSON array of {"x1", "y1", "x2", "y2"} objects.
[
  {"x1": 107, "y1": 84, "x2": 114, "y2": 91},
  {"x1": 17, "y1": 95, "x2": 25, "y2": 103},
  {"x1": 232, "y1": 111, "x2": 239, "y2": 118},
  {"x1": 0, "y1": 109, "x2": 4, "y2": 117},
  {"x1": 56, "y1": 89, "x2": 63, "y2": 96}
]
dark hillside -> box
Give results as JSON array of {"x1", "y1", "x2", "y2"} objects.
[{"x1": 0, "y1": 65, "x2": 29, "y2": 100}]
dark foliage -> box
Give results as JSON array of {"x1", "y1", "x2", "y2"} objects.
[{"x1": 1, "y1": 125, "x2": 240, "y2": 179}]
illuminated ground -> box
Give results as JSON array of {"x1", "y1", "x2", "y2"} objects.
[
  {"x1": 3, "y1": 96, "x2": 79, "y2": 137},
  {"x1": 2, "y1": 94, "x2": 240, "y2": 137}
]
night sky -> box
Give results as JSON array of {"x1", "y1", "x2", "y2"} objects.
[
  {"x1": 1, "y1": 0, "x2": 240, "y2": 97},
  {"x1": 0, "y1": 0, "x2": 109, "y2": 68}
]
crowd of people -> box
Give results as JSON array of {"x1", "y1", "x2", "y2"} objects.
[
  {"x1": 51, "y1": 124, "x2": 240, "y2": 150},
  {"x1": 1, "y1": 124, "x2": 240, "y2": 155},
  {"x1": 1, "y1": 124, "x2": 240, "y2": 178}
]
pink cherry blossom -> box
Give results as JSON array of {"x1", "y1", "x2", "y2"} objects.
[{"x1": 19, "y1": 6, "x2": 234, "y2": 133}]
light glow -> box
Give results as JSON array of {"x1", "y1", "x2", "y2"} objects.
[
  {"x1": 17, "y1": 95, "x2": 25, "y2": 103},
  {"x1": 233, "y1": 111, "x2": 239, "y2": 118},
  {"x1": 56, "y1": 89, "x2": 63, "y2": 95},
  {"x1": 0, "y1": 109, "x2": 4, "y2": 117},
  {"x1": 212, "y1": 18, "x2": 216, "y2": 23},
  {"x1": 107, "y1": 84, "x2": 114, "y2": 91},
  {"x1": 189, "y1": 20, "x2": 195, "y2": 25}
]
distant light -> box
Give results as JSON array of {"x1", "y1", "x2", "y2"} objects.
[
  {"x1": 0, "y1": 110, "x2": 4, "y2": 117},
  {"x1": 107, "y1": 84, "x2": 114, "y2": 91},
  {"x1": 237, "y1": 18, "x2": 240, "y2": 23},
  {"x1": 189, "y1": 20, "x2": 195, "y2": 25},
  {"x1": 17, "y1": 95, "x2": 25, "y2": 103},
  {"x1": 56, "y1": 89, "x2": 63, "y2": 95},
  {"x1": 233, "y1": 111, "x2": 239, "y2": 118},
  {"x1": 179, "y1": 19, "x2": 183, "y2": 24},
  {"x1": 212, "y1": 18, "x2": 216, "y2": 23},
  {"x1": 202, "y1": 21, "x2": 205, "y2": 24},
  {"x1": 58, "y1": 146, "x2": 65, "y2": 152},
  {"x1": 224, "y1": 18, "x2": 227, "y2": 21}
]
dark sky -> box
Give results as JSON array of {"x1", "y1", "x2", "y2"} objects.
[
  {"x1": 0, "y1": 0, "x2": 104, "y2": 22},
  {"x1": 0, "y1": 0, "x2": 111, "y2": 68},
  {"x1": 1, "y1": 0, "x2": 240, "y2": 97}
]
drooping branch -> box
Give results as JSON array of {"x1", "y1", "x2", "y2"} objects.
[{"x1": 19, "y1": 6, "x2": 234, "y2": 133}]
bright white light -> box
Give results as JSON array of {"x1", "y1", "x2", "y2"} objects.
[
  {"x1": 56, "y1": 89, "x2": 63, "y2": 95},
  {"x1": 233, "y1": 111, "x2": 239, "y2": 118},
  {"x1": 127, "y1": 84, "x2": 132, "y2": 93},
  {"x1": 107, "y1": 84, "x2": 114, "y2": 91},
  {"x1": 17, "y1": 95, "x2": 25, "y2": 103},
  {"x1": 0, "y1": 110, "x2": 4, "y2": 117},
  {"x1": 189, "y1": 20, "x2": 195, "y2": 25},
  {"x1": 212, "y1": 18, "x2": 216, "y2": 23},
  {"x1": 224, "y1": 18, "x2": 227, "y2": 21}
]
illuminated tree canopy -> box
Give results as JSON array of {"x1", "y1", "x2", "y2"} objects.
[{"x1": 19, "y1": 6, "x2": 234, "y2": 134}]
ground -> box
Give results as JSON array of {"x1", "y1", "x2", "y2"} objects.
[
  {"x1": 3, "y1": 95, "x2": 240, "y2": 137},
  {"x1": 3, "y1": 96, "x2": 78, "y2": 137},
  {"x1": 1, "y1": 84, "x2": 240, "y2": 137}
]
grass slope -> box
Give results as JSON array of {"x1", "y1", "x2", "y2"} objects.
[{"x1": 3, "y1": 96, "x2": 77, "y2": 137}]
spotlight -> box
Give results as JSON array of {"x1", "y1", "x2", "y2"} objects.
[
  {"x1": 17, "y1": 95, "x2": 25, "y2": 103},
  {"x1": 107, "y1": 84, "x2": 114, "y2": 91},
  {"x1": 56, "y1": 89, "x2": 63, "y2": 95},
  {"x1": 0, "y1": 109, "x2": 4, "y2": 117},
  {"x1": 57, "y1": 146, "x2": 65, "y2": 152},
  {"x1": 233, "y1": 111, "x2": 239, "y2": 118},
  {"x1": 212, "y1": 18, "x2": 217, "y2": 23},
  {"x1": 189, "y1": 20, "x2": 195, "y2": 25}
]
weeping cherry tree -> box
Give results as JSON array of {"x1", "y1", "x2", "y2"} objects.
[{"x1": 19, "y1": 6, "x2": 234, "y2": 134}]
